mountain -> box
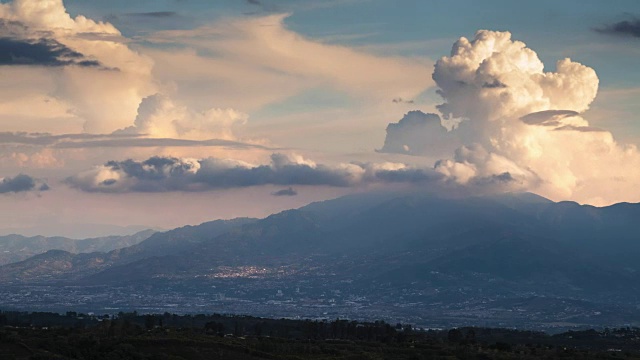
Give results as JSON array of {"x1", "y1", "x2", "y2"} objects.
[
  {"x1": 2, "y1": 191, "x2": 640, "y2": 329},
  {"x1": 0, "y1": 218, "x2": 257, "y2": 283},
  {"x1": 0, "y1": 230, "x2": 156, "y2": 266}
]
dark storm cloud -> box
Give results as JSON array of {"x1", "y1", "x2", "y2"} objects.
[
  {"x1": 271, "y1": 187, "x2": 298, "y2": 196},
  {"x1": 0, "y1": 174, "x2": 49, "y2": 194},
  {"x1": 595, "y1": 17, "x2": 640, "y2": 38}
]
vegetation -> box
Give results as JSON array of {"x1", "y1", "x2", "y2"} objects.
[{"x1": 2, "y1": 311, "x2": 640, "y2": 359}]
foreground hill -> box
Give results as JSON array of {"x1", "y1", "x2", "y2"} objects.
[{"x1": 2, "y1": 311, "x2": 640, "y2": 360}]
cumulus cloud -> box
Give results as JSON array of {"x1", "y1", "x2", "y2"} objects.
[
  {"x1": 377, "y1": 110, "x2": 462, "y2": 158},
  {"x1": 0, "y1": 0, "x2": 258, "y2": 167},
  {"x1": 0, "y1": 0, "x2": 156, "y2": 133},
  {"x1": 65, "y1": 154, "x2": 443, "y2": 193},
  {"x1": 115, "y1": 94, "x2": 249, "y2": 141},
  {"x1": 393, "y1": 30, "x2": 640, "y2": 205},
  {"x1": 595, "y1": 17, "x2": 640, "y2": 38},
  {"x1": 0, "y1": 173, "x2": 49, "y2": 194}
]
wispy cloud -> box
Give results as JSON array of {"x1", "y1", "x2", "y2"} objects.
[
  {"x1": 0, "y1": 132, "x2": 272, "y2": 150},
  {"x1": 594, "y1": 16, "x2": 640, "y2": 38}
]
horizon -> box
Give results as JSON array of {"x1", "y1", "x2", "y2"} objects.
[{"x1": 1, "y1": 0, "x2": 640, "y2": 237}]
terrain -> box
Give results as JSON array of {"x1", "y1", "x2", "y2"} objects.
[
  {"x1": 1, "y1": 191, "x2": 640, "y2": 331},
  {"x1": 2, "y1": 311, "x2": 640, "y2": 360},
  {"x1": 0, "y1": 230, "x2": 156, "y2": 266}
]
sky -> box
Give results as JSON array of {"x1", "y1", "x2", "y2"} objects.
[{"x1": 1, "y1": 0, "x2": 640, "y2": 237}]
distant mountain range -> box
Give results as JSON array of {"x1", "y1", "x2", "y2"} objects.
[
  {"x1": 2, "y1": 191, "x2": 640, "y2": 329},
  {"x1": 0, "y1": 230, "x2": 156, "y2": 266}
]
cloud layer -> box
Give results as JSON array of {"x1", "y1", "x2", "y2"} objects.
[
  {"x1": 145, "y1": 13, "x2": 432, "y2": 111},
  {"x1": 66, "y1": 154, "x2": 442, "y2": 193}
]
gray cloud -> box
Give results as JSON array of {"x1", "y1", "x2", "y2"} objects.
[
  {"x1": 126, "y1": 12, "x2": 178, "y2": 18},
  {"x1": 595, "y1": 17, "x2": 640, "y2": 38},
  {"x1": 271, "y1": 187, "x2": 297, "y2": 196},
  {"x1": 554, "y1": 125, "x2": 605, "y2": 133},
  {"x1": 520, "y1": 110, "x2": 580, "y2": 126},
  {"x1": 65, "y1": 154, "x2": 443, "y2": 193},
  {"x1": 0, "y1": 20, "x2": 102, "y2": 67},
  {"x1": 0, "y1": 132, "x2": 272, "y2": 150},
  {"x1": 377, "y1": 110, "x2": 461, "y2": 157},
  {"x1": 243, "y1": 0, "x2": 281, "y2": 14},
  {"x1": 482, "y1": 80, "x2": 507, "y2": 88},
  {"x1": 392, "y1": 97, "x2": 414, "y2": 104},
  {"x1": 0, "y1": 174, "x2": 49, "y2": 194},
  {"x1": 0, "y1": 36, "x2": 100, "y2": 67}
]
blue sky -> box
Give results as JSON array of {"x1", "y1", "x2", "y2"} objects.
[
  {"x1": 58, "y1": 0, "x2": 640, "y2": 85},
  {"x1": 1, "y1": 0, "x2": 640, "y2": 236}
]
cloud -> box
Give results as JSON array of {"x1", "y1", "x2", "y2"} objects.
[
  {"x1": 595, "y1": 17, "x2": 640, "y2": 38},
  {"x1": 271, "y1": 187, "x2": 297, "y2": 196},
  {"x1": 391, "y1": 98, "x2": 414, "y2": 104},
  {"x1": 143, "y1": 13, "x2": 432, "y2": 111},
  {"x1": 115, "y1": 94, "x2": 249, "y2": 141},
  {"x1": 377, "y1": 110, "x2": 462, "y2": 158},
  {"x1": 0, "y1": 173, "x2": 49, "y2": 194},
  {"x1": 388, "y1": 30, "x2": 640, "y2": 205},
  {"x1": 65, "y1": 153, "x2": 443, "y2": 193},
  {"x1": 519, "y1": 110, "x2": 580, "y2": 126},
  {"x1": 125, "y1": 12, "x2": 178, "y2": 18},
  {"x1": 0, "y1": 131, "x2": 270, "y2": 150},
  {"x1": 0, "y1": 21, "x2": 102, "y2": 67},
  {"x1": 0, "y1": 0, "x2": 156, "y2": 133}
]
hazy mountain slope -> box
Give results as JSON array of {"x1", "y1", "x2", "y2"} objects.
[
  {"x1": 0, "y1": 230, "x2": 156, "y2": 265},
  {"x1": 79, "y1": 192, "x2": 640, "y2": 302},
  {"x1": 3, "y1": 192, "x2": 640, "y2": 304},
  {"x1": 0, "y1": 218, "x2": 257, "y2": 282}
]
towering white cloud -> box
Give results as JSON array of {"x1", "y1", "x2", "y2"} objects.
[
  {"x1": 427, "y1": 30, "x2": 640, "y2": 205},
  {"x1": 0, "y1": 0, "x2": 156, "y2": 134}
]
